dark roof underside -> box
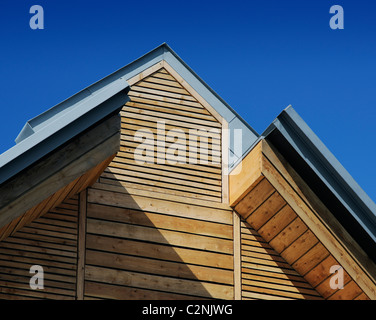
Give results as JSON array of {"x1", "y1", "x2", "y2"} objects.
[{"x1": 262, "y1": 106, "x2": 376, "y2": 263}]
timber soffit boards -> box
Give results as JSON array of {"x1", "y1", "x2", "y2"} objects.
[
  {"x1": 229, "y1": 105, "x2": 376, "y2": 264},
  {"x1": 229, "y1": 106, "x2": 376, "y2": 299},
  {"x1": 0, "y1": 63, "x2": 128, "y2": 233},
  {"x1": 0, "y1": 44, "x2": 374, "y2": 246},
  {"x1": 260, "y1": 106, "x2": 376, "y2": 263},
  {"x1": 0, "y1": 76, "x2": 128, "y2": 232},
  {"x1": 0, "y1": 114, "x2": 121, "y2": 232},
  {"x1": 0, "y1": 43, "x2": 374, "y2": 298}
]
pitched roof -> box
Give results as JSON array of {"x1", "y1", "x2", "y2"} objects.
[
  {"x1": 0, "y1": 76, "x2": 129, "y2": 186},
  {"x1": 0, "y1": 43, "x2": 259, "y2": 187},
  {"x1": 0, "y1": 43, "x2": 375, "y2": 283},
  {"x1": 261, "y1": 106, "x2": 376, "y2": 261}
]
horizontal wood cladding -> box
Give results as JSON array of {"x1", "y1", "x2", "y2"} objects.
[
  {"x1": 0, "y1": 197, "x2": 79, "y2": 300},
  {"x1": 83, "y1": 183, "x2": 234, "y2": 300},
  {"x1": 235, "y1": 177, "x2": 368, "y2": 300},
  {"x1": 0, "y1": 64, "x2": 228, "y2": 300},
  {"x1": 240, "y1": 220, "x2": 322, "y2": 300},
  {"x1": 0, "y1": 154, "x2": 116, "y2": 242},
  {"x1": 230, "y1": 140, "x2": 374, "y2": 300},
  {"x1": 0, "y1": 114, "x2": 120, "y2": 230},
  {"x1": 99, "y1": 67, "x2": 223, "y2": 203},
  {"x1": 90, "y1": 64, "x2": 227, "y2": 296}
]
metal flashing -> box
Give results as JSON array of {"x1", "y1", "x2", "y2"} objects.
[
  {"x1": 0, "y1": 43, "x2": 375, "y2": 266},
  {"x1": 161, "y1": 43, "x2": 259, "y2": 164},
  {"x1": 1, "y1": 43, "x2": 259, "y2": 186},
  {"x1": 97, "y1": 42, "x2": 259, "y2": 162},
  {"x1": 0, "y1": 79, "x2": 129, "y2": 185},
  {"x1": 260, "y1": 105, "x2": 376, "y2": 260}
]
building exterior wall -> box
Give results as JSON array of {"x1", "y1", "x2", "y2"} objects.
[
  {"x1": 0, "y1": 196, "x2": 79, "y2": 299},
  {"x1": 81, "y1": 67, "x2": 234, "y2": 299},
  {"x1": 240, "y1": 220, "x2": 322, "y2": 300},
  {"x1": 83, "y1": 184, "x2": 234, "y2": 299},
  {"x1": 1, "y1": 65, "x2": 369, "y2": 300}
]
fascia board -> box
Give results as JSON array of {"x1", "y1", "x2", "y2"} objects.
[
  {"x1": 161, "y1": 44, "x2": 259, "y2": 164},
  {"x1": 0, "y1": 79, "x2": 129, "y2": 185},
  {"x1": 4, "y1": 42, "x2": 260, "y2": 183},
  {"x1": 22, "y1": 77, "x2": 129, "y2": 137},
  {"x1": 268, "y1": 106, "x2": 376, "y2": 243}
]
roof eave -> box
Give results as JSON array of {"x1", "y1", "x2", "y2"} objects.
[
  {"x1": 0, "y1": 79, "x2": 129, "y2": 185},
  {"x1": 261, "y1": 105, "x2": 376, "y2": 260}
]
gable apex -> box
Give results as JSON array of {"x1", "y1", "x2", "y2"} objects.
[{"x1": 2, "y1": 43, "x2": 258, "y2": 187}]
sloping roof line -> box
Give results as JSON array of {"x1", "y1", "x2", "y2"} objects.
[
  {"x1": 17, "y1": 43, "x2": 259, "y2": 157},
  {"x1": 0, "y1": 77, "x2": 129, "y2": 185},
  {"x1": 258, "y1": 106, "x2": 376, "y2": 261},
  {"x1": 1, "y1": 44, "x2": 375, "y2": 262},
  {"x1": 0, "y1": 43, "x2": 259, "y2": 186}
]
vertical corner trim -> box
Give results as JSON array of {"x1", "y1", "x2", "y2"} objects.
[
  {"x1": 76, "y1": 188, "x2": 87, "y2": 300},
  {"x1": 233, "y1": 211, "x2": 242, "y2": 300}
]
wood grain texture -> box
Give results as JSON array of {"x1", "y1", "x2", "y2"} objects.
[
  {"x1": 0, "y1": 61, "x2": 230, "y2": 300},
  {"x1": 0, "y1": 154, "x2": 116, "y2": 242},
  {"x1": 84, "y1": 185, "x2": 234, "y2": 300},
  {"x1": 103, "y1": 67, "x2": 223, "y2": 203},
  {"x1": 0, "y1": 114, "x2": 120, "y2": 230},
  {"x1": 79, "y1": 64, "x2": 233, "y2": 299},
  {"x1": 233, "y1": 211, "x2": 241, "y2": 300},
  {"x1": 0, "y1": 197, "x2": 79, "y2": 299},
  {"x1": 229, "y1": 139, "x2": 375, "y2": 300},
  {"x1": 240, "y1": 220, "x2": 322, "y2": 300},
  {"x1": 76, "y1": 189, "x2": 87, "y2": 300}
]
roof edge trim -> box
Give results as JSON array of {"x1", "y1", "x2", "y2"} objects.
[
  {"x1": 263, "y1": 106, "x2": 376, "y2": 245},
  {"x1": 0, "y1": 85, "x2": 129, "y2": 185}
]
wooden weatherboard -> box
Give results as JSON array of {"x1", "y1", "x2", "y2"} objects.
[
  {"x1": 80, "y1": 62, "x2": 235, "y2": 299},
  {"x1": 229, "y1": 139, "x2": 376, "y2": 300},
  {"x1": 0, "y1": 61, "x2": 236, "y2": 300},
  {"x1": 0, "y1": 113, "x2": 121, "y2": 231},
  {"x1": 2, "y1": 59, "x2": 373, "y2": 300},
  {"x1": 0, "y1": 196, "x2": 80, "y2": 299}
]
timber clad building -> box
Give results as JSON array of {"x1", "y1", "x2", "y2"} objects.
[{"x1": 0, "y1": 44, "x2": 376, "y2": 300}]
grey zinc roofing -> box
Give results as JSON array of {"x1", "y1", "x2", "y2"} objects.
[
  {"x1": 265, "y1": 106, "x2": 376, "y2": 234},
  {"x1": 0, "y1": 43, "x2": 259, "y2": 186},
  {"x1": 50, "y1": 42, "x2": 258, "y2": 166},
  {"x1": 0, "y1": 77, "x2": 130, "y2": 185},
  {"x1": 1, "y1": 44, "x2": 375, "y2": 258},
  {"x1": 262, "y1": 106, "x2": 376, "y2": 259}
]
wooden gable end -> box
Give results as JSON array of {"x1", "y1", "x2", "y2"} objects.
[
  {"x1": 79, "y1": 62, "x2": 235, "y2": 299},
  {"x1": 3, "y1": 59, "x2": 374, "y2": 301},
  {"x1": 230, "y1": 140, "x2": 376, "y2": 300},
  {"x1": 0, "y1": 60, "x2": 235, "y2": 300},
  {"x1": 77, "y1": 62, "x2": 330, "y2": 300},
  {"x1": 104, "y1": 61, "x2": 225, "y2": 203}
]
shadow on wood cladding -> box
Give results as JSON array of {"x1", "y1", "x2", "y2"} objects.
[
  {"x1": 0, "y1": 179, "x2": 234, "y2": 300},
  {"x1": 84, "y1": 170, "x2": 234, "y2": 300},
  {"x1": 229, "y1": 140, "x2": 376, "y2": 300},
  {"x1": 240, "y1": 219, "x2": 323, "y2": 300}
]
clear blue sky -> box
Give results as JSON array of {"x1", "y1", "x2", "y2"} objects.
[{"x1": 1, "y1": 0, "x2": 375, "y2": 201}]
